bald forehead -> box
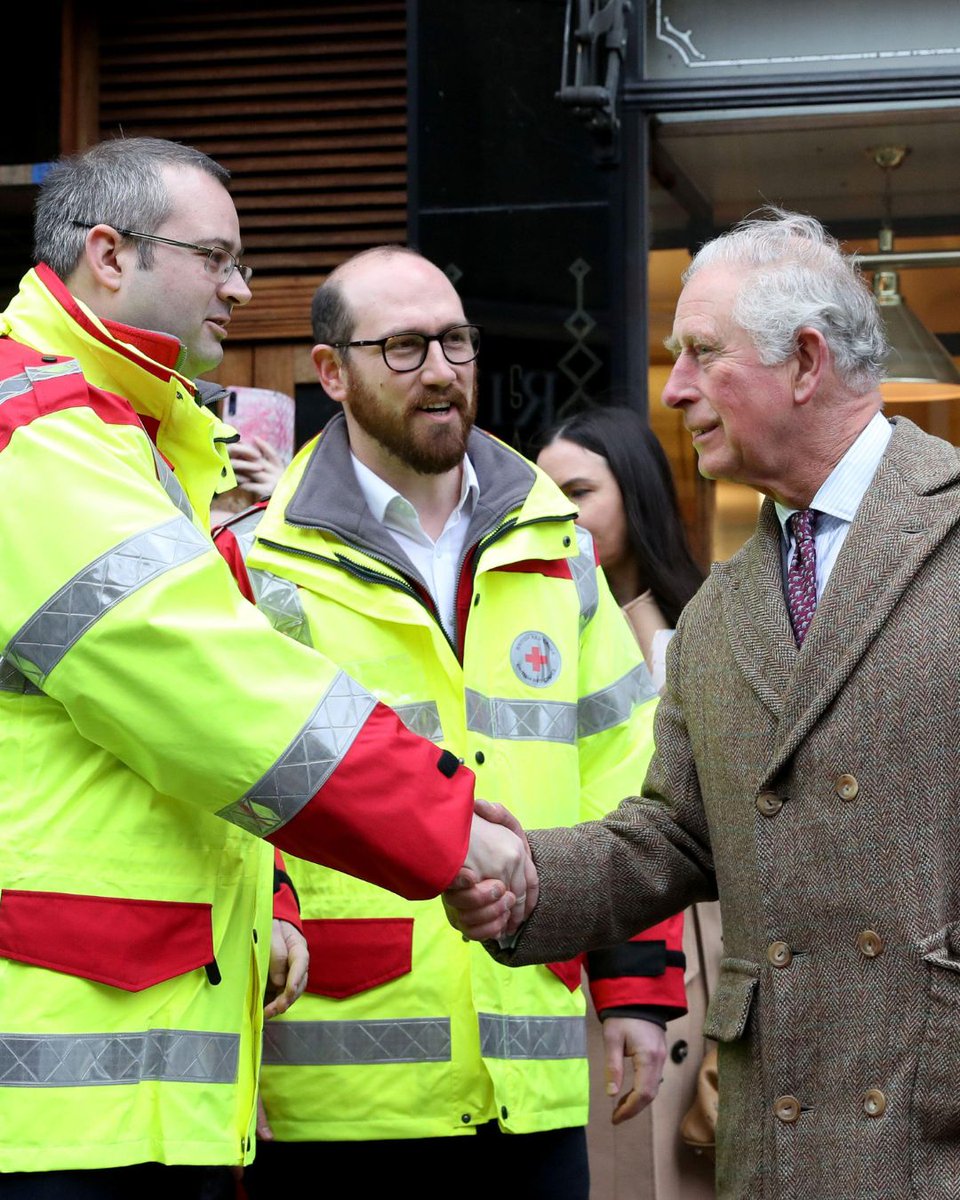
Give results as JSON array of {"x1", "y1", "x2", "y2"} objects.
[{"x1": 338, "y1": 251, "x2": 466, "y2": 336}]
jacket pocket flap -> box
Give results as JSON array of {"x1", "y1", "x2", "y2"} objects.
[
  {"x1": 919, "y1": 923, "x2": 960, "y2": 974},
  {"x1": 703, "y1": 957, "x2": 760, "y2": 1043},
  {"x1": 0, "y1": 889, "x2": 213, "y2": 992},
  {"x1": 303, "y1": 917, "x2": 414, "y2": 999}
]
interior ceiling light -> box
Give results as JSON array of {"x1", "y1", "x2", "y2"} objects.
[{"x1": 865, "y1": 145, "x2": 960, "y2": 403}]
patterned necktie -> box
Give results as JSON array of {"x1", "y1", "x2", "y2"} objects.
[{"x1": 786, "y1": 509, "x2": 818, "y2": 646}]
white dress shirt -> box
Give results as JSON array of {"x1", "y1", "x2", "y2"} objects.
[
  {"x1": 350, "y1": 452, "x2": 479, "y2": 639},
  {"x1": 775, "y1": 411, "x2": 892, "y2": 600}
]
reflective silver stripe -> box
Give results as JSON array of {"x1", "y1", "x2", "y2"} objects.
[
  {"x1": 0, "y1": 1028, "x2": 238, "y2": 1087},
  {"x1": 262, "y1": 1017, "x2": 451, "y2": 1066},
  {"x1": 219, "y1": 670, "x2": 377, "y2": 836},
  {"x1": 478, "y1": 1013, "x2": 586, "y2": 1060},
  {"x1": 23, "y1": 360, "x2": 83, "y2": 386},
  {"x1": 0, "y1": 371, "x2": 32, "y2": 405},
  {"x1": 0, "y1": 656, "x2": 41, "y2": 695},
  {"x1": 578, "y1": 662, "x2": 658, "y2": 737},
  {"x1": 569, "y1": 526, "x2": 599, "y2": 627},
  {"x1": 150, "y1": 443, "x2": 194, "y2": 521},
  {"x1": 465, "y1": 688, "x2": 577, "y2": 744},
  {"x1": 5, "y1": 516, "x2": 209, "y2": 688},
  {"x1": 227, "y1": 509, "x2": 313, "y2": 648},
  {"x1": 394, "y1": 700, "x2": 443, "y2": 742},
  {"x1": 248, "y1": 569, "x2": 313, "y2": 648},
  {"x1": 0, "y1": 360, "x2": 81, "y2": 409}
]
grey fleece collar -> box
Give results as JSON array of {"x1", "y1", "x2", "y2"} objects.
[{"x1": 283, "y1": 413, "x2": 539, "y2": 585}]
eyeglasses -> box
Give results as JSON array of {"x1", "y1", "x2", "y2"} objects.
[
  {"x1": 70, "y1": 221, "x2": 253, "y2": 284},
  {"x1": 332, "y1": 324, "x2": 481, "y2": 372}
]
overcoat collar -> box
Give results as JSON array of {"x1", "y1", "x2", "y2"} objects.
[{"x1": 713, "y1": 417, "x2": 960, "y2": 784}]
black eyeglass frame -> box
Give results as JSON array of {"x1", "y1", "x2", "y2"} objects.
[
  {"x1": 70, "y1": 220, "x2": 253, "y2": 285},
  {"x1": 331, "y1": 324, "x2": 482, "y2": 373}
]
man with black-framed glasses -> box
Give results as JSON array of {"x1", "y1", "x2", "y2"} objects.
[{"x1": 217, "y1": 245, "x2": 686, "y2": 1200}]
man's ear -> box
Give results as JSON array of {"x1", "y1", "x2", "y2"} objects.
[
  {"x1": 793, "y1": 327, "x2": 828, "y2": 406},
  {"x1": 81, "y1": 225, "x2": 129, "y2": 295},
  {"x1": 312, "y1": 344, "x2": 347, "y2": 403}
]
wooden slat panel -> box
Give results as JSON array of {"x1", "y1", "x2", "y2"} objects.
[{"x1": 96, "y1": 0, "x2": 408, "y2": 330}]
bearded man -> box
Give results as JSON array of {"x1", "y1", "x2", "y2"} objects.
[{"x1": 214, "y1": 245, "x2": 687, "y2": 1199}]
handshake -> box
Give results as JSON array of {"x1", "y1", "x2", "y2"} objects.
[{"x1": 444, "y1": 799, "x2": 538, "y2": 941}]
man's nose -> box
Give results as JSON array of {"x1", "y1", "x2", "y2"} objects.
[
  {"x1": 661, "y1": 357, "x2": 693, "y2": 408},
  {"x1": 420, "y1": 338, "x2": 458, "y2": 383},
  {"x1": 219, "y1": 267, "x2": 252, "y2": 307}
]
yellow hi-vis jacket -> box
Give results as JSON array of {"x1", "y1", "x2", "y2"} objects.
[
  {"x1": 0, "y1": 267, "x2": 475, "y2": 1172},
  {"x1": 217, "y1": 415, "x2": 682, "y2": 1141}
]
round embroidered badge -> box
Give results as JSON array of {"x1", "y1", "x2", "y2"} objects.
[{"x1": 511, "y1": 631, "x2": 561, "y2": 688}]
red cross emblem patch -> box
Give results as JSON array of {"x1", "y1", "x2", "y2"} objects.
[{"x1": 511, "y1": 631, "x2": 561, "y2": 688}]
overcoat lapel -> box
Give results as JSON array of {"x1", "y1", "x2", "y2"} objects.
[{"x1": 718, "y1": 501, "x2": 797, "y2": 720}]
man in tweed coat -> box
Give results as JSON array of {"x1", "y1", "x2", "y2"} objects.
[{"x1": 447, "y1": 209, "x2": 960, "y2": 1199}]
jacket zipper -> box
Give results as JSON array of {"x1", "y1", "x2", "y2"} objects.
[
  {"x1": 257, "y1": 535, "x2": 460, "y2": 657},
  {"x1": 259, "y1": 510, "x2": 576, "y2": 663}
]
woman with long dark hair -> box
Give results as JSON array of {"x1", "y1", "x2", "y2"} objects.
[
  {"x1": 538, "y1": 406, "x2": 719, "y2": 1200},
  {"x1": 538, "y1": 405, "x2": 702, "y2": 690}
]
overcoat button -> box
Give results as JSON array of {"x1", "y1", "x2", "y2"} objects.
[
  {"x1": 767, "y1": 941, "x2": 793, "y2": 968},
  {"x1": 863, "y1": 1089, "x2": 887, "y2": 1117},
  {"x1": 671, "y1": 1040, "x2": 689, "y2": 1064},
  {"x1": 857, "y1": 930, "x2": 883, "y2": 958},
  {"x1": 774, "y1": 1095, "x2": 801, "y2": 1123},
  {"x1": 835, "y1": 774, "x2": 859, "y2": 801},
  {"x1": 475, "y1": 751, "x2": 485, "y2": 765},
  {"x1": 756, "y1": 791, "x2": 783, "y2": 816}
]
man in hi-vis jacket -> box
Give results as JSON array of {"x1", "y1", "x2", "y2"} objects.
[{"x1": 0, "y1": 138, "x2": 524, "y2": 1198}]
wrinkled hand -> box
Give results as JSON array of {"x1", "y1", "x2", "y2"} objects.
[
  {"x1": 444, "y1": 800, "x2": 538, "y2": 940},
  {"x1": 263, "y1": 918, "x2": 309, "y2": 1019},
  {"x1": 229, "y1": 437, "x2": 285, "y2": 499},
  {"x1": 603, "y1": 1017, "x2": 667, "y2": 1125}
]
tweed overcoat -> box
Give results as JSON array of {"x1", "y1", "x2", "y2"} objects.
[{"x1": 499, "y1": 417, "x2": 960, "y2": 1200}]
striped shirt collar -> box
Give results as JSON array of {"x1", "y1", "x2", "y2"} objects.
[{"x1": 775, "y1": 410, "x2": 892, "y2": 535}]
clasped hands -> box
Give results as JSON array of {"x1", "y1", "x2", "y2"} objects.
[{"x1": 444, "y1": 799, "x2": 538, "y2": 940}]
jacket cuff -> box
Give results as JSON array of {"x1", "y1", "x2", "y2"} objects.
[
  {"x1": 272, "y1": 849, "x2": 302, "y2": 931},
  {"x1": 267, "y1": 701, "x2": 475, "y2": 901},
  {"x1": 587, "y1": 913, "x2": 687, "y2": 1015}
]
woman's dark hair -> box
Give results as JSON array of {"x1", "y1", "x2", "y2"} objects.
[{"x1": 543, "y1": 406, "x2": 704, "y2": 626}]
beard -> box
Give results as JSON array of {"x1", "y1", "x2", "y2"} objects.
[{"x1": 343, "y1": 370, "x2": 478, "y2": 475}]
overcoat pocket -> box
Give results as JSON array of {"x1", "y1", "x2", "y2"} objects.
[
  {"x1": 914, "y1": 922, "x2": 960, "y2": 1142},
  {"x1": 703, "y1": 957, "x2": 760, "y2": 1042}
]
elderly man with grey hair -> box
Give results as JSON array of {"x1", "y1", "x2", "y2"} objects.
[{"x1": 449, "y1": 208, "x2": 960, "y2": 1199}]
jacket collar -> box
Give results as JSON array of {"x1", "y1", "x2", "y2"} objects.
[
  {"x1": 0, "y1": 265, "x2": 235, "y2": 525},
  {"x1": 281, "y1": 412, "x2": 548, "y2": 580}
]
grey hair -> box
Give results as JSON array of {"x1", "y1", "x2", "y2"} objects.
[
  {"x1": 34, "y1": 136, "x2": 230, "y2": 281},
  {"x1": 685, "y1": 208, "x2": 887, "y2": 394},
  {"x1": 311, "y1": 244, "x2": 426, "y2": 345}
]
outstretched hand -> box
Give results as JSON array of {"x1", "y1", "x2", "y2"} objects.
[{"x1": 444, "y1": 800, "x2": 538, "y2": 940}]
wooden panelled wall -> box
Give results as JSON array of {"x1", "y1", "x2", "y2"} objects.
[{"x1": 64, "y1": 0, "x2": 408, "y2": 397}]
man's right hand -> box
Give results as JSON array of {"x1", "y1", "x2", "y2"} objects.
[{"x1": 444, "y1": 800, "x2": 538, "y2": 939}]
